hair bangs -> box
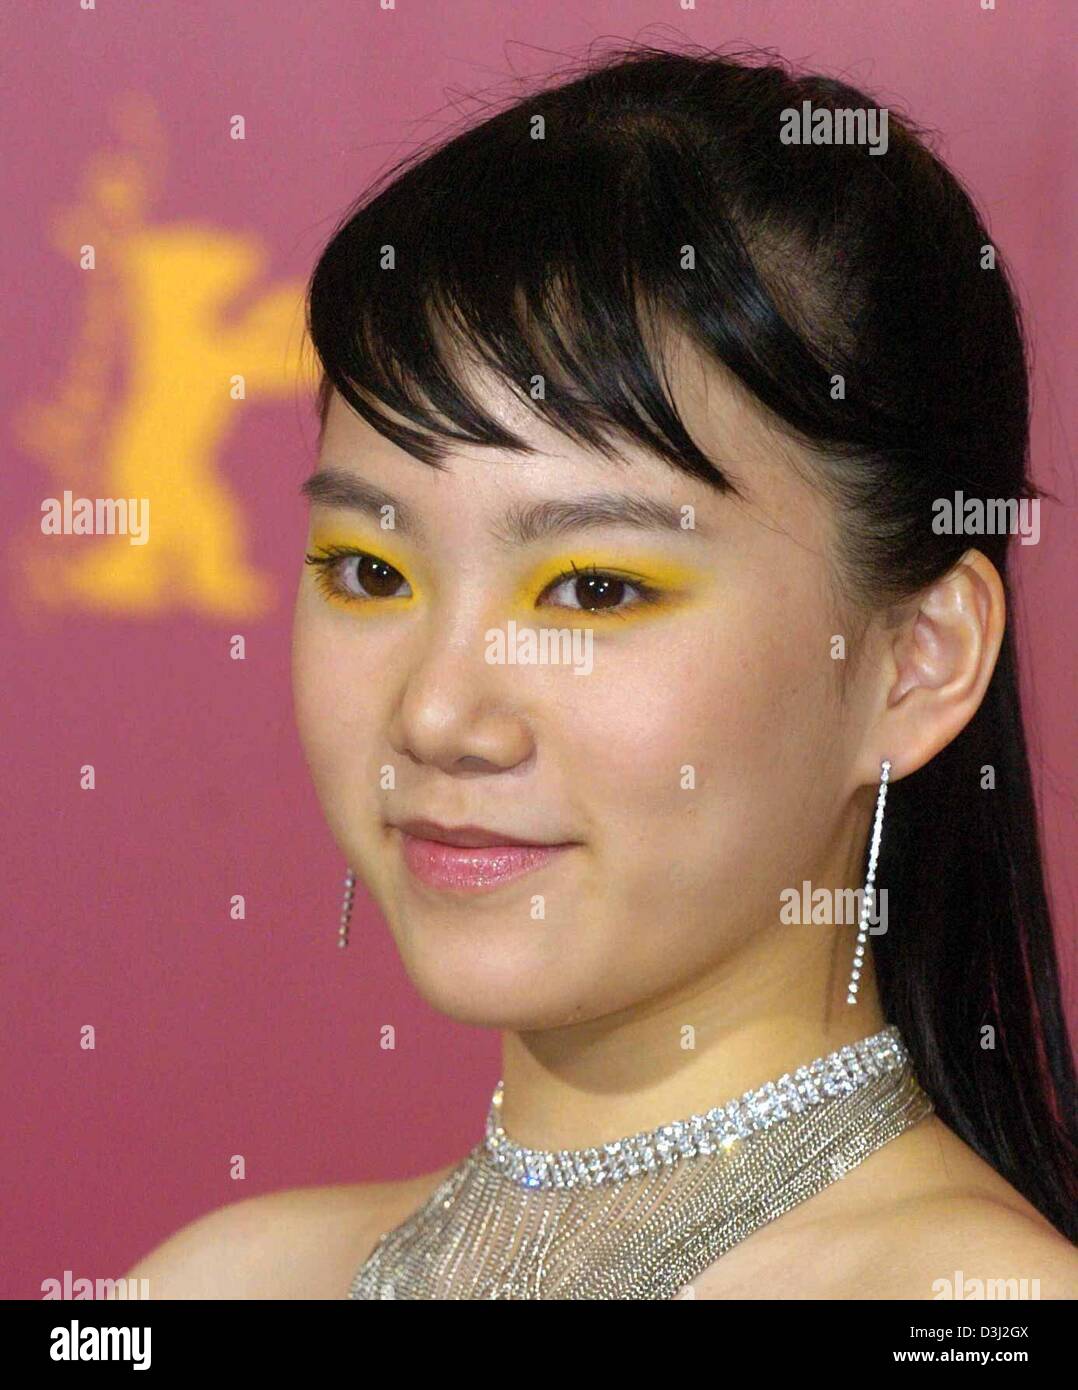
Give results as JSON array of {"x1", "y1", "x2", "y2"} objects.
[{"x1": 306, "y1": 96, "x2": 745, "y2": 490}]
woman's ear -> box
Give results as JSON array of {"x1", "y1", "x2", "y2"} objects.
[{"x1": 865, "y1": 549, "x2": 1005, "y2": 782}]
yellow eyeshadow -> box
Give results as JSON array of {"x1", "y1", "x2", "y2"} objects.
[
  {"x1": 512, "y1": 554, "x2": 707, "y2": 621},
  {"x1": 518, "y1": 554, "x2": 702, "y2": 593},
  {"x1": 308, "y1": 531, "x2": 414, "y2": 572},
  {"x1": 306, "y1": 534, "x2": 707, "y2": 623},
  {"x1": 307, "y1": 531, "x2": 420, "y2": 605},
  {"x1": 317, "y1": 586, "x2": 416, "y2": 613}
]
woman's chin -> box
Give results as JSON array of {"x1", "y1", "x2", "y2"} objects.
[{"x1": 392, "y1": 932, "x2": 596, "y2": 1031}]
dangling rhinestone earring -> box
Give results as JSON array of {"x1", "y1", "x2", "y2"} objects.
[
  {"x1": 338, "y1": 868, "x2": 356, "y2": 949},
  {"x1": 847, "y1": 759, "x2": 891, "y2": 1005}
]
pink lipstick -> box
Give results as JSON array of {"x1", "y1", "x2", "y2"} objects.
[{"x1": 393, "y1": 819, "x2": 576, "y2": 893}]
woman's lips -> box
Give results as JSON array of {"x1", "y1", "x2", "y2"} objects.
[{"x1": 398, "y1": 831, "x2": 573, "y2": 892}]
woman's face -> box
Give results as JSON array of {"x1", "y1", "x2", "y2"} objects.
[{"x1": 292, "y1": 343, "x2": 874, "y2": 1030}]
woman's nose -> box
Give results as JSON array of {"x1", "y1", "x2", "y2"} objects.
[{"x1": 386, "y1": 620, "x2": 536, "y2": 776}]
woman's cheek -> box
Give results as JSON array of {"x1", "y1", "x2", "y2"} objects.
[
  {"x1": 293, "y1": 615, "x2": 370, "y2": 816},
  {"x1": 564, "y1": 617, "x2": 812, "y2": 889}
]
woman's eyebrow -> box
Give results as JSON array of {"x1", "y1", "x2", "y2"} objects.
[
  {"x1": 493, "y1": 494, "x2": 711, "y2": 545},
  {"x1": 300, "y1": 468, "x2": 414, "y2": 530},
  {"x1": 300, "y1": 468, "x2": 711, "y2": 543}
]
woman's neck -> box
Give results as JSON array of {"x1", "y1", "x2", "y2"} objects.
[{"x1": 496, "y1": 927, "x2": 888, "y2": 1152}]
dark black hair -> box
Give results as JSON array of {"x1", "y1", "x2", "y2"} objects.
[{"x1": 305, "y1": 43, "x2": 1077, "y2": 1239}]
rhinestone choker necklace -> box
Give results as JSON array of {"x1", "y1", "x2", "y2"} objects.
[
  {"x1": 482, "y1": 1024, "x2": 911, "y2": 1190},
  {"x1": 349, "y1": 1023, "x2": 933, "y2": 1300}
]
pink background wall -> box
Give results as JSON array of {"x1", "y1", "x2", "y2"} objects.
[{"x1": 3, "y1": 1, "x2": 1074, "y2": 1299}]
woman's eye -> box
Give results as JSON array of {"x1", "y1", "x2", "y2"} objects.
[
  {"x1": 539, "y1": 569, "x2": 655, "y2": 615},
  {"x1": 306, "y1": 551, "x2": 660, "y2": 615},
  {"x1": 305, "y1": 549, "x2": 412, "y2": 601}
]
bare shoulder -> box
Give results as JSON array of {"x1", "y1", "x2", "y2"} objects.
[
  {"x1": 118, "y1": 1164, "x2": 459, "y2": 1300},
  {"x1": 691, "y1": 1118, "x2": 1078, "y2": 1300},
  {"x1": 840, "y1": 1194, "x2": 1078, "y2": 1300},
  {"x1": 839, "y1": 1118, "x2": 1078, "y2": 1299}
]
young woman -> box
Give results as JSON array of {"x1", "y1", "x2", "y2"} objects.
[{"x1": 124, "y1": 44, "x2": 1077, "y2": 1299}]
